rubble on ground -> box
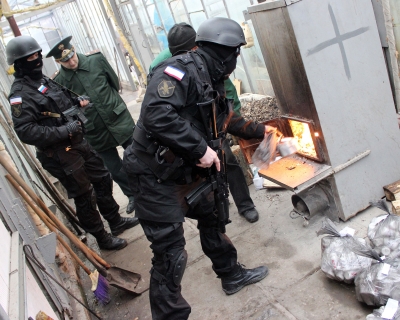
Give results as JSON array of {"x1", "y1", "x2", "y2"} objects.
[{"x1": 240, "y1": 95, "x2": 281, "y2": 123}]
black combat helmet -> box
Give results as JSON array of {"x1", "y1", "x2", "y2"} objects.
[
  {"x1": 6, "y1": 35, "x2": 41, "y2": 65},
  {"x1": 195, "y1": 17, "x2": 246, "y2": 47}
]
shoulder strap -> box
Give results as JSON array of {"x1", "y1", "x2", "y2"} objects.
[
  {"x1": 50, "y1": 70, "x2": 59, "y2": 80},
  {"x1": 176, "y1": 52, "x2": 214, "y2": 102},
  {"x1": 176, "y1": 51, "x2": 212, "y2": 85},
  {"x1": 47, "y1": 77, "x2": 79, "y2": 97},
  {"x1": 175, "y1": 52, "x2": 214, "y2": 138},
  {"x1": 190, "y1": 51, "x2": 213, "y2": 85},
  {"x1": 85, "y1": 49, "x2": 101, "y2": 56}
]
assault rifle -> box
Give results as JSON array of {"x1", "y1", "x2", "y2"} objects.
[
  {"x1": 63, "y1": 102, "x2": 92, "y2": 126},
  {"x1": 48, "y1": 77, "x2": 92, "y2": 127},
  {"x1": 185, "y1": 99, "x2": 230, "y2": 233}
]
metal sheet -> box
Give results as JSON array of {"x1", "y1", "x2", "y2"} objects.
[
  {"x1": 36, "y1": 233, "x2": 57, "y2": 265},
  {"x1": 258, "y1": 154, "x2": 331, "y2": 191},
  {"x1": 287, "y1": 0, "x2": 400, "y2": 220},
  {"x1": 249, "y1": 0, "x2": 400, "y2": 220},
  {"x1": 248, "y1": 6, "x2": 321, "y2": 123}
]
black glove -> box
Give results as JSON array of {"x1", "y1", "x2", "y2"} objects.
[{"x1": 66, "y1": 120, "x2": 82, "y2": 136}]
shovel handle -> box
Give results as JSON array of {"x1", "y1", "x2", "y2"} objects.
[
  {"x1": 2, "y1": 165, "x2": 108, "y2": 274},
  {"x1": 30, "y1": 204, "x2": 110, "y2": 269},
  {"x1": 5, "y1": 174, "x2": 93, "y2": 275}
]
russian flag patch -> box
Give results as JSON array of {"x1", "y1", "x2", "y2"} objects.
[
  {"x1": 164, "y1": 66, "x2": 185, "y2": 81},
  {"x1": 10, "y1": 96, "x2": 22, "y2": 105},
  {"x1": 38, "y1": 85, "x2": 48, "y2": 94}
]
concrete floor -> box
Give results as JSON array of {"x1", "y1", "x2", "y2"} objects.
[{"x1": 82, "y1": 87, "x2": 384, "y2": 320}]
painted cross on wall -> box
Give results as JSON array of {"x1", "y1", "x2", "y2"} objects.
[{"x1": 306, "y1": 4, "x2": 369, "y2": 79}]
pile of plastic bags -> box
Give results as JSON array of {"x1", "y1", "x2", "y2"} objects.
[
  {"x1": 368, "y1": 201, "x2": 400, "y2": 259},
  {"x1": 355, "y1": 258, "x2": 400, "y2": 306},
  {"x1": 366, "y1": 299, "x2": 400, "y2": 320},
  {"x1": 318, "y1": 218, "x2": 373, "y2": 283},
  {"x1": 318, "y1": 200, "x2": 400, "y2": 314}
]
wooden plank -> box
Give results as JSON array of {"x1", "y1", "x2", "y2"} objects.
[
  {"x1": 392, "y1": 200, "x2": 400, "y2": 215},
  {"x1": 263, "y1": 178, "x2": 284, "y2": 189},
  {"x1": 383, "y1": 180, "x2": 400, "y2": 201},
  {"x1": 9, "y1": 232, "x2": 24, "y2": 320}
]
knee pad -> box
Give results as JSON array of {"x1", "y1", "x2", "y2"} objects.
[
  {"x1": 151, "y1": 248, "x2": 188, "y2": 288},
  {"x1": 172, "y1": 249, "x2": 188, "y2": 286}
]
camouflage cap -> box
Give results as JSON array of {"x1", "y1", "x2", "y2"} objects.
[{"x1": 46, "y1": 36, "x2": 74, "y2": 62}]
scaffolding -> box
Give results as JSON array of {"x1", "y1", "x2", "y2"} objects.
[{"x1": 0, "y1": 0, "x2": 275, "y2": 96}]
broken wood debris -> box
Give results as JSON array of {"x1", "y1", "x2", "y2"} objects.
[{"x1": 383, "y1": 179, "x2": 400, "y2": 215}]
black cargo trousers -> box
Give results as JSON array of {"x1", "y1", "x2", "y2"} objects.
[
  {"x1": 37, "y1": 139, "x2": 120, "y2": 233},
  {"x1": 130, "y1": 173, "x2": 238, "y2": 320},
  {"x1": 222, "y1": 138, "x2": 255, "y2": 214}
]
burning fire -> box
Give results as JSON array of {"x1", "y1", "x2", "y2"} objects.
[{"x1": 288, "y1": 119, "x2": 317, "y2": 158}]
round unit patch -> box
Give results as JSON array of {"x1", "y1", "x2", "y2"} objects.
[{"x1": 158, "y1": 80, "x2": 175, "y2": 98}]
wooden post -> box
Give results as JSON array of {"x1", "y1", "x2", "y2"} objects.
[{"x1": 1, "y1": 0, "x2": 21, "y2": 36}]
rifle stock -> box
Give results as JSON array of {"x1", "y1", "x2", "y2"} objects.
[{"x1": 185, "y1": 180, "x2": 215, "y2": 208}]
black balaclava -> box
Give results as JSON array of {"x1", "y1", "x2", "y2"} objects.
[
  {"x1": 14, "y1": 51, "x2": 43, "y2": 80},
  {"x1": 197, "y1": 42, "x2": 238, "y2": 82}
]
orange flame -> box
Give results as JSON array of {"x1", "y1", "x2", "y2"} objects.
[{"x1": 288, "y1": 120, "x2": 317, "y2": 158}]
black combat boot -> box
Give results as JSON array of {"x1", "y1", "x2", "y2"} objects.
[
  {"x1": 220, "y1": 263, "x2": 269, "y2": 295},
  {"x1": 240, "y1": 208, "x2": 259, "y2": 223},
  {"x1": 126, "y1": 197, "x2": 135, "y2": 214},
  {"x1": 93, "y1": 229, "x2": 128, "y2": 250},
  {"x1": 110, "y1": 216, "x2": 140, "y2": 236}
]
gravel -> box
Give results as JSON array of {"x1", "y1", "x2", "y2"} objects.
[{"x1": 240, "y1": 96, "x2": 281, "y2": 123}]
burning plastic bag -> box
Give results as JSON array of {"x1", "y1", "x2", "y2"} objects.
[
  {"x1": 355, "y1": 258, "x2": 400, "y2": 306},
  {"x1": 251, "y1": 130, "x2": 279, "y2": 170},
  {"x1": 317, "y1": 218, "x2": 373, "y2": 283},
  {"x1": 368, "y1": 200, "x2": 400, "y2": 259}
]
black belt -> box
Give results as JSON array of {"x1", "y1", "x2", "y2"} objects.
[
  {"x1": 132, "y1": 126, "x2": 159, "y2": 154},
  {"x1": 131, "y1": 147, "x2": 185, "y2": 183}
]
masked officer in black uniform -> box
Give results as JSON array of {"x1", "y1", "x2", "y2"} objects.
[
  {"x1": 6, "y1": 35, "x2": 139, "y2": 251},
  {"x1": 123, "y1": 17, "x2": 274, "y2": 319}
]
